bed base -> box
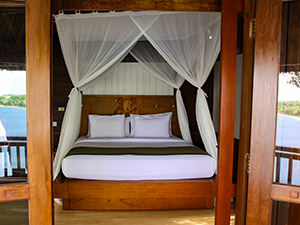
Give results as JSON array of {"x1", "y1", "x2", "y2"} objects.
[{"x1": 54, "y1": 175, "x2": 217, "y2": 210}]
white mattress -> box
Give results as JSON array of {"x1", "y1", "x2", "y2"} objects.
[{"x1": 62, "y1": 137, "x2": 217, "y2": 181}]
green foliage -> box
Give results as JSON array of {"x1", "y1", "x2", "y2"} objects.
[
  {"x1": 278, "y1": 101, "x2": 300, "y2": 116},
  {"x1": 288, "y1": 71, "x2": 300, "y2": 88},
  {"x1": 0, "y1": 95, "x2": 26, "y2": 108}
]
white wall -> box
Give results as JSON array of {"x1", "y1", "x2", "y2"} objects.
[
  {"x1": 82, "y1": 63, "x2": 174, "y2": 96},
  {"x1": 213, "y1": 54, "x2": 243, "y2": 139}
]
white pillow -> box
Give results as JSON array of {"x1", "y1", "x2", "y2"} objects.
[
  {"x1": 134, "y1": 116, "x2": 170, "y2": 138},
  {"x1": 88, "y1": 114, "x2": 125, "y2": 138},
  {"x1": 130, "y1": 112, "x2": 172, "y2": 137}
]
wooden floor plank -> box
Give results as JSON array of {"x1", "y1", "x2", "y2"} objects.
[{"x1": 0, "y1": 200, "x2": 236, "y2": 225}]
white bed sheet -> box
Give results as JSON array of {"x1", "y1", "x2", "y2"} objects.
[{"x1": 62, "y1": 137, "x2": 216, "y2": 180}]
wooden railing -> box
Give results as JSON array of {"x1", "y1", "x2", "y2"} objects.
[
  {"x1": 274, "y1": 146, "x2": 300, "y2": 185},
  {"x1": 0, "y1": 136, "x2": 27, "y2": 178}
]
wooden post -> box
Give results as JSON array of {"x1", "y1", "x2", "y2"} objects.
[
  {"x1": 245, "y1": 0, "x2": 282, "y2": 224},
  {"x1": 215, "y1": 0, "x2": 237, "y2": 224},
  {"x1": 26, "y1": 0, "x2": 53, "y2": 224}
]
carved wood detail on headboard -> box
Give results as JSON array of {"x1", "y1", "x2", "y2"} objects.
[
  {"x1": 113, "y1": 97, "x2": 143, "y2": 116},
  {"x1": 80, "y1": 95, "x2": 181, "y2": 137}
]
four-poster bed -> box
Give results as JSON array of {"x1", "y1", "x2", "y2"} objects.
[
  {"x1": 51, "y1": 5, "x2": 237, "y2": 224},
  {"x1": 53, "y1": 11, "x2": 222, "y2": 210},
  {"x1": 54, "y1": 94, "x2": 218, "y2": 210}
]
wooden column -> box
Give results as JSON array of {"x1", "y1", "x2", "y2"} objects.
[
  {"x1": 26, "y1": 0, "x2": 53, "y2": 224},
  {"x1": 215, "y1": 0, "x2": 237, "y2": 224},
  {"x1": 245, "y1": 0, "x2": 282, "y2": 224}
]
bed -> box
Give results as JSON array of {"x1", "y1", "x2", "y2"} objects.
[{"x1": 54, "y1": 95, "x2": 218, "y2": 210}]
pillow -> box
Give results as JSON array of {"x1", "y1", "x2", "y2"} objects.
[
  {"x1": 134, "y1": 116, "x2": 170, "y2": 138},
  {"x1": 88, "y1": 114, "x2": 125, "y2": 138},
  {"x1": 130, "y1": 112, "x2": 172, "y2": 137}
]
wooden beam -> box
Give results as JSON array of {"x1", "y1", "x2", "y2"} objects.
[
  {"x1": 26, "y1": 0, "x2": 53, "y2": 224},
  {"x1": 0, "y1": 0, "x2": 25, "y2": 8},
  {"x1": 0, "y1": 183, "x2": 30, "y2": 202},
  {"x1": 215, "y1": 0, "x2": 237, "y2": 224},
  {"x1": 272, "y1": 184, "x2": 300, "y2": 204},
  {"x1": 52, "y1": 0, "x2": 221, "y2": 12},
  {"x1": 245, "y1": 0, "x2": 282, "y2": 224}
]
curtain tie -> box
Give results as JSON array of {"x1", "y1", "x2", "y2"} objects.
[
  {"x1": 75, "y1": 87, "x2": 83, "y2": 95},
  {"x1": 198, "y1": 88, "x2": 208, "y2": 98}
]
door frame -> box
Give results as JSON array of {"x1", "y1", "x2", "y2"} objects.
[
  {"x1": 0, "y1": 1, "x2": 53, "y2": 225},
  {"x1": 245, "y1": 0, "x2": 282, "y2": 224}
]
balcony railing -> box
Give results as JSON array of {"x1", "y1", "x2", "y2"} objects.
[
  {"x1": 0, "y1": 136, "x2": 27, "y2": 180},
  {"x1": 274, "y1": 146, "x2": 300, "y2": 185}
]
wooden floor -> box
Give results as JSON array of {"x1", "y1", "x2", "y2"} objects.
[{"x1": 0, "y1": 200, "x2": 236, "y2": 225}]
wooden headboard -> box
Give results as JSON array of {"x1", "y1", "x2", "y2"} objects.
[{"x1": 80, "y1": 95, "x2": 181, "y2": 137}]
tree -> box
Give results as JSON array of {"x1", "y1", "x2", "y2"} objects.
[{"x1": 288, "y1": 71, "x2": 300, "y2": 88}]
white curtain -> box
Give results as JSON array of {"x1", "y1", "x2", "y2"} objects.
[
  {"x1": 130, "y1": 41, "x2": 192, "y2": 143},
  {"x1": 131, "y1": 12, "x2": 221, "y2": 159},
  {"x1": 53, "y1": 12, "x2": 143, "y2": 179}
]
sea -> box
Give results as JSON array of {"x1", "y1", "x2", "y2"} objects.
[
  {"x1": 0, "y1": 106, "x2": 27, "y2": 175},
  {"x1": 0, "y1": 106, "x2": 26, "y2": 137}
]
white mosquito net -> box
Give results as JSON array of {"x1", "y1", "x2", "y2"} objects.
[{"x1": 53, "y1": 11, "x2": 221, "y2": 179}]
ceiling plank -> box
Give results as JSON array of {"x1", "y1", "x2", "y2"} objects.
[{"x1": 0, "y1": 0, "x2": 25, "y2": 7}]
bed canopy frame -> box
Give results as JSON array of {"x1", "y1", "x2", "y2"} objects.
[{"x1": 52, "y1": 5, "x2": 238, "y2": 225}]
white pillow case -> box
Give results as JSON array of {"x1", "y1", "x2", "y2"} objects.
[
  {"x1": 134, "y1": 116, "x2": 170, "y2": 138},
  {"x1": 88, "y1": 114, "x2": 125, "y2": 138},
  {"x1": 130, "y1": 112, "x2": 172, "y2": 137}
]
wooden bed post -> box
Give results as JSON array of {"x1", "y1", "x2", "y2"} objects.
[{"x1": 215, "y1": 0, "x2": 238, "y2": 224}]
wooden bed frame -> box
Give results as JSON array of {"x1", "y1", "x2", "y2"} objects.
[{"x1": 54, "y1": 94, "x2": 218, "y2": 210}]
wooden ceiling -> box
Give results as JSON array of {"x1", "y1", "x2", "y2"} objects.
[
  {"x1": 0, "y1": 9, "x2": 25, "y2": 71},
  {"x1": 280, "y1": 1, "x2": 300, "y2": 72}
]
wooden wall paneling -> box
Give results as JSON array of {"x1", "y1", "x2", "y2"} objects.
[
  {"x1": 235, "y1": 0, "x2": 256, "y2": 224},
  {"x1": 215, "y1": 0, "x2": 237, "y2": 224},
  {"x1": 52, "y1": 0, "x2": 221, "y2": 12},
  {"x1": 26, "y1": 0, "x2": 53, "y2": 224},
  {"x1": 82, "y1": 63, "x2": 174, "y2": 96},
  {"x1": 245, "y1": 0, "x2": 282, "y2": 224}
]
